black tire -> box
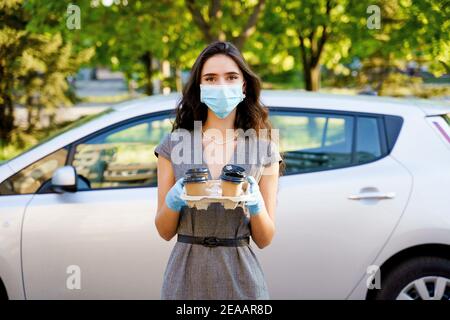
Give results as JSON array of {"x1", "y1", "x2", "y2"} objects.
[{"x1": 375, "y1": 256, "x2": 450, "y2": 300}]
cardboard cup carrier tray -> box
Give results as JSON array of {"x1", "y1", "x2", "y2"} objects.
[{"x1": 180, "y1": 179, "x2": 255, "y2": 210}]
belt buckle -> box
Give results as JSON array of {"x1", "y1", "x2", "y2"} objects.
[{"x1": 203, "y1": 237, "x2": 219, "y2": 247}]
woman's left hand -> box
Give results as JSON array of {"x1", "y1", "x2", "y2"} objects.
[{"x1": 244, "y1": 176, "x2": 266, "y2": 216}]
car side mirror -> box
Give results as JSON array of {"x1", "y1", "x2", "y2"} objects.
[{"x1": 51, "y1": 166, "x2": 78, "y2": 194}]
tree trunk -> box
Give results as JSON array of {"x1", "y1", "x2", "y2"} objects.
[
  {"x1": 304, "y1": 64, "x2": 321, "y2": 91},
  {"x1": 186, "y1": 0, "x2": 265, "y2": 51},
  {"x1": 175, "y1": 67, "x2": 183, "y2": 92},
  {"x1": 142, "y1": 51, "x2": 154, "y2": 96},
  {"x1": 0, "y1": 62, "x2": 15, "y2": 144},
  {"x1": 25, "y1": 96, "x2": 36, "y2": 134},
  {"x1": 0, "y1": 95, "x2": 15, "y2": 144},
  {"x1": 298, "y1": 1, "x2": 332, "y2": 92}
]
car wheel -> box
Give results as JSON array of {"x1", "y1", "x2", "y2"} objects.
[{"x1": 375, "y1": 256, "x2": 450, "y2": 300}]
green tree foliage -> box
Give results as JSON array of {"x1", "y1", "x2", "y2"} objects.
[
  {"x1": 25, "y1": 0, "x2": 200, "y2": 95},
  {"x1": 0, "y1": 0, "x2": 93, "y2": 145},
  {"x1": 0, "y1": 0, "x2": 25, "y2": 143},
  {"x1": 259, "y1": 0, "x2": 356, "y2": 91},
  {"x1": 259, "y1": 0, "x2": 449, "y2": 92},
  {"x1": 185, "y1": 0, "x2": 266, "y2": 50},
  {"x1": 348, "y1": 0, "x2": 450, "y2": 93},
  {"x1": 24, "y1": 0, "x2": 268, "y2": 94}
]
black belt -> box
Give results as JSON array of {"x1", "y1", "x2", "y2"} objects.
[{"x1": 177, "y1": 234, "x2": 250, "y2": 247}]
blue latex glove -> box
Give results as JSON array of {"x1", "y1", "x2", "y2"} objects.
[
  {"x1": 165, "y1": 177, "x2": 187, "y2": 212},
  {"x1": 245, "y1": 176, "x2": 265, "y2": 216}
]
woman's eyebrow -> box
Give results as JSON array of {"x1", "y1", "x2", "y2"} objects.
[{"x1": 202, "y1": 71, "x2": 240, "y2": 77}]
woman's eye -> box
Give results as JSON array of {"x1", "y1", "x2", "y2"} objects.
[
  {"x1": 205, "y1": 77, "x2": 214, "y2": 82},
  {"x1": 228, "y1": 75, "x2": 238, "y2": 80}
]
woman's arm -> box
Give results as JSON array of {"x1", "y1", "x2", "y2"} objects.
[
  {"x1": 154, "y1": 156, "x2": 181, "y2": 241},
  {"x1": 249, "y1": 162, "x2": 279, "y2": 249}
]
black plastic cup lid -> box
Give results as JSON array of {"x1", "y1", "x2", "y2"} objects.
[
  {"x1": 184, "y1": 175, "x2": 208, "y2": 183},
  {"x1": 221, "y1": 164, "x2": 246, "y2": 177},
  {"x1": 185, "y1": 167, "x2": 209, "y2": 175},
  {"x1": 220, "y1": 172, "x2": 245, "y2": 183}
]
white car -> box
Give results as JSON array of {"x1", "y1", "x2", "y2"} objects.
[{"x1": 0, "y1": 91, "x2": 449, "y2": 300}]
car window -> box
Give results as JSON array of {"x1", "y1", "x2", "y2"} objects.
[
  {"x1": 270, "y1": 112, "x2": 354, "y2": 174},
  {"x1": 355, "y1": 117, "x2": 382, "y2": 163},
  {"x1": 270, "y1": 110, "x2": 384, "y2": 175},
  {"x1": 0, "y1": 148, "x2": 69, "y2": 195},
  {"x1": 72, "y1": 115, "x2": 173, "y2": 190}
]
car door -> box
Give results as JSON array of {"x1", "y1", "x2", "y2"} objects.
[
  {"x1": 257, "y1": 108, "x2": 412, "y2": 299},
  {"x1": 1, "y1": 148, "x2": 71, "y2": 299},
  {"x1": 21, "y1": 113, "x2": 173, "y2": 299}
]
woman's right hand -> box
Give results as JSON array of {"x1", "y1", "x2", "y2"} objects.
[{"x1": 165, "y1": 177, "x2": 187, "y2": 212}]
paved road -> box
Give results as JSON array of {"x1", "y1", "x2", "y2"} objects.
[{"x1": 75, "y1": 79, "x2": 128, "y2": 98}]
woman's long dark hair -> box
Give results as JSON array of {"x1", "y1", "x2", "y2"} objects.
[
  {"x1": 172, "y1": 41, "x2": 272, "y2": 136},
  {"x1": 172, "y1": 41, "x2": 284, "y2": 174}
]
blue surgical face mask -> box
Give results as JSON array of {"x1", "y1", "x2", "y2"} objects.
[{"x1": 200, "y1": 83, "x2": 245, "y2": 119}]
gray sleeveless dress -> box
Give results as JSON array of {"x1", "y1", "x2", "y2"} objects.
[{"x1": 154, "y1": 130, "x2": 282, "y2": 300}]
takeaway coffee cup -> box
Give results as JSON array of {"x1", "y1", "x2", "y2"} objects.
[
  {"x1": 220, "y1": 165, "x2": 247, "y2": 197},
  {"x1": 184, "y1": 167, "x2": 209, "y2": 196}
]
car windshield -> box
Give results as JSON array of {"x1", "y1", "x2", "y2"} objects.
[{"x1": 5, "y1": 108, "x2": 114, "y2": 163}]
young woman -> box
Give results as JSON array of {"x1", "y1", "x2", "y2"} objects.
[{"x1": 154, "y1": 41, "x2": 283, "y2": 299}]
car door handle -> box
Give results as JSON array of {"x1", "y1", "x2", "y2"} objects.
[{"x1": 348, "y1": 192, "x2": 396, "y2": 200}]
